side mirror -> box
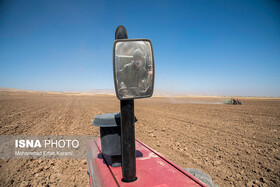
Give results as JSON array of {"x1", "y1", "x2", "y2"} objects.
[{"x1": 113, "y1": 39, "x2": 155, "y2": 100}]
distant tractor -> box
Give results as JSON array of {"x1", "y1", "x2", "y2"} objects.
[{"x1": 224, "y1": 98, "x2": 242, "y2": 105}]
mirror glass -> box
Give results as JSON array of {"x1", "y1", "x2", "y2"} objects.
[{"x1": 114, "y1": 40, "x2": 154, "y2": 100}]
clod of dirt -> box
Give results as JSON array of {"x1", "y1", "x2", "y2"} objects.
[
  {"x1": 213, "y1": 160, "x2": 221, "y2": 166},
  {"x1": 260, "y1": 177, "x2": 266, "y2": 183}
]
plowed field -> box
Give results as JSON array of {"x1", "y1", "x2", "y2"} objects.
[{"x1": 0, "y1": 91, "x2": 279, "y2": 186}]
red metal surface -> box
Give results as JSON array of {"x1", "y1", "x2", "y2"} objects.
[
  {"x1": 88, "y1": 138, "x2": 207, "y2": 187},
  {"x1": 88, "y1": 139, "x2": 118, "y2": 186}
]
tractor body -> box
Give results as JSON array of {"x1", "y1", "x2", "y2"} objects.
[{"x1": 87, "y1": 138, "x2": 206, "y2": 187}]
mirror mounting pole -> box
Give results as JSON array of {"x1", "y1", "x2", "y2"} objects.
[{"x1": 115, "y1": 25, "x2": 137, "y2": 182}]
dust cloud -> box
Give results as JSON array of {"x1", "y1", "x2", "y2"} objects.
[{"x1": 167, "y1": 97, "x2": 224, "y2": 105}]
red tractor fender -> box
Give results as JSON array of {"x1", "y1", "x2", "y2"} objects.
[{"x1": 87, "y1": 138, "x2": 207, "y2": 187}]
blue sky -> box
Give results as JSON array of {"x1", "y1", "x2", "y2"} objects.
[{"x1": 0, "y1": 0, "x2": 279, "y2": 96}]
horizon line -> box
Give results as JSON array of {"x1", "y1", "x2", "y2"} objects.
[{"x1": 0, "y1": 86, "x2": 279, "y2": 98}]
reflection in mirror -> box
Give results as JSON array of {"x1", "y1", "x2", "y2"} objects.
[{"x1": 114, "y1": 40, "x2": 154, "y2": 99}]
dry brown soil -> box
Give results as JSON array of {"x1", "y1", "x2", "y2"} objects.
[{"x1": 0, "y1": 91, "x2": 279, "y2": 186}]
